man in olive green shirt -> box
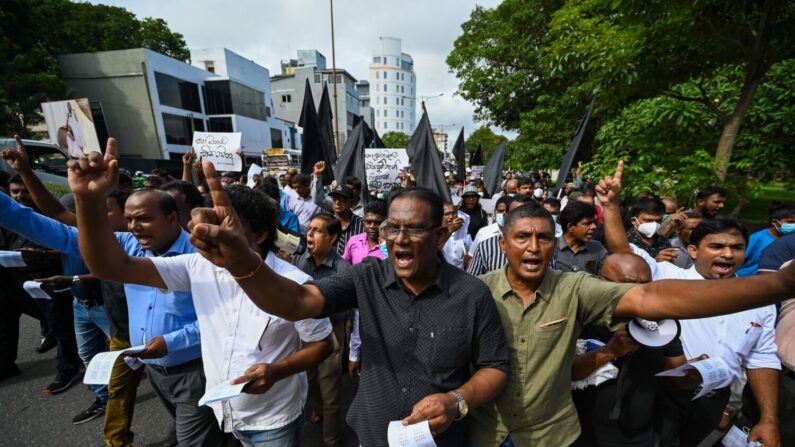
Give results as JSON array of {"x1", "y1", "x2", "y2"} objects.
[{"x1": 469, "y1": 163, "x2": 795, "y2": 446}]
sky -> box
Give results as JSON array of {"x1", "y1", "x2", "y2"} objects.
[{"x1": 90, "y1": 0, "x2": 515, "y2": 140}]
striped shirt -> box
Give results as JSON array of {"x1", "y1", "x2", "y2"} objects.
[
  {"x1": 337, "y1": 214, "x2": 363, "y2": 256},
  {"x1": 466, "y1": 233, "x2": 507, "y2": 276}
]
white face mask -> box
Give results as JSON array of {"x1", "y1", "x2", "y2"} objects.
[
  {"x1": 495, "y1": 213, "x2": 505, "y2": 227},
  {"x1": 533, "y1": 188, "x2": 544, "y2": 198},
  {"x1": 635, "y1": 220, "x2": 660, "y2": 238}
]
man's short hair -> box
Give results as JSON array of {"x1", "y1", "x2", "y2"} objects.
[
  {"x1": 559, "y1": 201, "x2": 596, "y2": 231},
  {"x1": 542, "y1": 198, "x2": 561, "y2": 212},
  {"x1": 696, "y1": 185, "x2": 728, "y2": 201},
  {"x1": 769, "y1": 202, "x2": 795, "y2": 223},
  {"x1": 345, "y1": 176, "x2": 363, "y2": 193},
  {"x1": 364, "y1": 200, "x2": 387, "y2": 217},
  {"x1": 160, "y1": 180, "x2": 203, "y2": 210},
  {"x1": 108, "y1": 189, "x2": 130, "y2": 210},
  {"x1": 509, "y1": 194, "x2": 535, "y2": 208},
  {"x1": 388, "y1": 188, "x2": 443, "y2": 226},
  {"x1": 683, "y1": 210, "x2": 702, "y2": 219},
  {"x1": 502, "y1": 203, "x2": 555, "y2": 235},
  {"x1": 130, "y1": 189, "x2": 179, "y2": 216},
  {"x1": 8, "y1": 174, "x2": 23, "y2": 185},
  {"x1": 517, "y1": 177, "x2": 534, "y2": 188},
  {"x1": 495, "y1": 195, "x2": 513, "y2": 210},
  {"x1": 631, "y1": 197, "x2": 666, "y2": 217},
  {"x1": 291, "y1": 174, "x2": 311, "y2": 187},
  {"x1": 255, "y1": 180, "x2": 281, "y2": 203},
  {"x1": 310, "y1": 213, "x2": 342, "y2": 239},
  {"x1": 690, "y1": 218, "x2": 749, "y2": 247},
  {"x1": 215, "y1": 186, "x2": 278, "y2": 253}
]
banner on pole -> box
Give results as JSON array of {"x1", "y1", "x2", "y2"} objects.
[
  {"x1": 40, "y1": 98, "x2": 101, "y2": 158},
  {"x1": 364, "y1": 148, "x2": 409, "y2": 192},
  {"x1": 193, "y1": 132, "x2": 243, "y2": 172}
]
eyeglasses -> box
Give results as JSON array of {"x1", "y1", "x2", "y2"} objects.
[{"x1": 382, "y1": 224, "x2": 440, "y2": 241}]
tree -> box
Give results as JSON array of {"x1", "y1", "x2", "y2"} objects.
[
  {"x1": 465, "y1": 126, "x2": 507, "y2": 162},
  {"x1": 0, "y1": 0, "x2": 189, "y2": 137},
  {"x1": 381, "y1": 131, "x2": 410, "y2": 149}
]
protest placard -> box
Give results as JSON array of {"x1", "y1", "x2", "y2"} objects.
[
  {"x1": 193, "y1": 132, "x2": 243, "y2": 172},
  {"x1": 365, "y1": 148, "x2": 409, "y2": 193}
]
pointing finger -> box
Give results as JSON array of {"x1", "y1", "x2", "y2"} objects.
[
  {"x1": 202, "y1": 160, "x2": 232, "y2": 209},
  {"x1": 14, "y1": 135, "x2": 27, "y2": 156},
  {"x1": 103, "y1": 137, "x2": 117, "y2": 163},
  {"x1": 614, "y1": 160, "x2": 624, "y2": 185}
]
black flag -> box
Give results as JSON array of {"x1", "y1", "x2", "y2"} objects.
[
  {"x1": 406, "y1": 107, "x2": 452, "y2": 202},
  {"x1": 336, "y1": 119, "x2": 371, "y2": 204},
  {"x1": 469, "y1": 144, "x2": 484, "y2": 167},
  {"x1": 554, "y1": 96, "x2": 597, "y2": 195},
  {"x1": 451, "y1": 127, "x2": 466, "y2": 182},
  {"x1": 316, "y1": 83, "x2": 337, "y2": 185},
  {"x1": 298, "y1": 79, "x2": 324, "y2": 177},
  {"x1": 371, "y1": 128, "x2": 386, "y2": 148},
  {"x1": 482, "y1": 141, "x2": 506, "y2": 197}
]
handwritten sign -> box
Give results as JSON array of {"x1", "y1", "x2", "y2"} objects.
[
  {"x1": 193, "y1": 132, "x2": 243, "y2": 172},
  {"x1": 365, "y1": 148, "x2": 409, "y2": 192},
  {"x1": 470, "y1": 165, "x2": 484, "y2": 179}
]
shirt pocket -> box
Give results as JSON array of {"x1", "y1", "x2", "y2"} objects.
[
  {"x1": 534, "y1": 317, "x2": 569, "y2": 340},
  {"x1": 421, "y1": 326, "x2": 469, "y2": 372}
]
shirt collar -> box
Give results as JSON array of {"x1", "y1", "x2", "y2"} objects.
[
  {"x1": 158, "y1": 230, "x2": 193, "y2": 257},
  {"x1": 494, "y1": 265, "x2": 555, "y2": 303}
]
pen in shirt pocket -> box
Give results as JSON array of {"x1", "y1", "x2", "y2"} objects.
[
  {"x1": 746, "y1": 322, "x2": 762, "y2": 333},
  {"x1": 258, "y1": 318, "x2": 272, "y2": 351}
]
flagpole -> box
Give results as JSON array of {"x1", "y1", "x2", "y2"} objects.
[{"x1": 330, "y1": 0, "x2": 341, "y2": 157}]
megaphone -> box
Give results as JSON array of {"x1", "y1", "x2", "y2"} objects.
[{"x1": 626, "y1": 318, "x2": 681, "y2": 349}]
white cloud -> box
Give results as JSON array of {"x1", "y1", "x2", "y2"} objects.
[{"x1": 90, "y1": 0, "x2": 511, "y2": 139}]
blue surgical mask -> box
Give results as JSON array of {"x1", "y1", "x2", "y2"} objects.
[
  {"x1": 778, "y1": 223, "x2": 795, "y2": 235},
  {"x1": 495, "y1": 213, "x2": 505, "y2": 227},
  {"x1": 379, "y1": 241, "x2": 389, "y2": 258}
]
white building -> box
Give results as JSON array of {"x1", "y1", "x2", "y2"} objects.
[
  {"x1": 369, "y1": 37, "x2": 416, "y2": 135},
  {"x1": 58, "y1": 47, "x2": 297, "y2": 162}
]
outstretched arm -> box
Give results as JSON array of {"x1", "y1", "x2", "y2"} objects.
[
  {"x1": 615, "y1": 265, "x2": 795, "y2": 319},
  {"x1": 188, "y1": 160, "x2": 326, "y2": 321},
  {"x1": 69, "y1": 139, "x2": 165, "y2": 289},
  {"x1": 2, "y1": 135, "x2": 76, "y2": 226},
  {"x1": 594, "y1": 161, "x2": 632, "y2": 254}
]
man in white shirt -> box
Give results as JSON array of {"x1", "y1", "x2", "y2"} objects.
[
  {"x1": 286, "y1": 173, "x2": 322, "y2": 233},
  {"x1": 442, "y1": 202, "x2": 472, "y2": 270},
  {"x1": 68, "y1": 154, "x2": 333, "y2": 447},
  {"x1": 598, "y1": 163, "x2": 781, "y2": 447}
]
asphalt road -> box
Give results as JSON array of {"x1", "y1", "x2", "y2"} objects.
[{"x1": 0, "y1": 315, "x2": 359, "y2": 447}]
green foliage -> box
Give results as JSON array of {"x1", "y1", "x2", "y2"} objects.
[
  {"x1": 465, "y1": 126, "x2": 508, "y2": 162},
  {"x1": 44, "y1": 181, "x2": 71, "y2": 199},
  {"x1": 380, "y1": 131, "x2": 410, "y2": 149},
  {"x1": 0, "y1": 0, "x2": 189, "y2": 137},
  {"x1": 449, "y1": 0, "x2": 795, "y2": 210}
]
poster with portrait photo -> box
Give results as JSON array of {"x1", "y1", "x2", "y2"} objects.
[{"x1": 41, "y1": 98, "x2": 101, "y2": 158}]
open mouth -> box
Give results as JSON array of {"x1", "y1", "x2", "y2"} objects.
[
  {"x1": 394, "y1": 251, "x2": 415, "y2": 269},
  {"x1": 135, "y1": 234, "x2": 153, "y2": 247},
  {"x1": 521, "y1": 257, "x2": 543, "y2": 272},
  {"x1": 712, "y1": 261, "x2": 735, "y2": 275}
]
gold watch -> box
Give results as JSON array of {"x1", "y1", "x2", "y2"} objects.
[{"x1": 449, "y1": 389, "x2": 468, "y2": 420}]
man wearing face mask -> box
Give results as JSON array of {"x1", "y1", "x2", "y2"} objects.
[
  {"x1": 736, "y1": 202, "x2": 795, "y2": 277},
  {"x1": 471, "y1": 196, "x2": 512, "y2": 256},
  {"x1": 626, "y1": 197, "x2": 673, "y2": 260}
]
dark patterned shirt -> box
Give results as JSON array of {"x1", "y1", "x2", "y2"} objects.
[
  {"x1": 315, "y1": 256, "x2": 510, "y2": 447},
  {"x1": 467, "y1": 233, "x2": 507, "y2": 276},
  {"x1": 626, "y1": 229, "x2": 672, "y2": 259},
  {"x1": 336, "y1": 213, "x2": 363, "y2": 256}
]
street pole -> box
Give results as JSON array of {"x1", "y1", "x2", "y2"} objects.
[{"x1": 330, "y1": 0, "x2": 341, "y2": 157}]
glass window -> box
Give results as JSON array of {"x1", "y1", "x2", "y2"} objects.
[
  {"x1": 383, "y1": 84, "x2": 387, "y2": 92},
  {"x1": 204, "y1": 80, "x2": 232, "y2": 114},
  {"x1": 383, "y1": 71, "x2": 387, "y2": 79},
  {"x1": 162, "y1": 113, "x2": 195, "y2": 145},
  {"x1": 155, "y1": 72, "x2": 202, "y2": 113},
  {"x1": 376, "y1": 72, "x2": 379, "y2": 79},
  {"x1": 208, "y1": 117, "x2": 234, "y2": 132},
  {"x1": 336, "y1": 75, "x2": 342, "y2": 83},
  {"x1": 384, "y1": 110, "x2": 388, "y2": 117},
  {"x1": 401, "y1": 86, "x2": 405, "y2": 93},
  {"x1": 384, "y1": 97, "x2": 388, "y2": 105},
  {"x1": 384, "y1": 122, "x2": 387, "y2": 129},
  {"x1": 376, "y1": 109, "x2": 380, "y2": 117},
  {"x1": 373, "y1": 56, "x2": 381, "y2": 63},
  {"x1": 314, "y1": 74, "x2": 321, "y2": 83}
]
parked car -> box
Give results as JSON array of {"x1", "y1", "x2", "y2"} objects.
[{"x1": 0, "y1": 138, "x2": 70, "y2": 188}]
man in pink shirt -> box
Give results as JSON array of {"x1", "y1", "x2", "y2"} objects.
[
  {"x1": 342, "y1": 201, "x2": 387, "y2": 265},
  {"x1": 343, "y1": 200, "x2": 387, "y2": 377}
]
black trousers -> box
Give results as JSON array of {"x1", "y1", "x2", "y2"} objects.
[
  {"x1": 735, "y1": 367, "x2": 795, "y2": 445},
  {"x1": 655, "y1": 382, "x2": 731, "y2": 447},
  {"x1": 0, "y1": 283, "x2": 45, "y2": 369},
  {"x1": 37, "y1": 291, "x2": 81, "y2": 377}
]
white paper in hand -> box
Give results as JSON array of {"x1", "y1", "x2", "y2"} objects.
[
  {"x1": 83, "y1": 346, "x2": 146, "y2": 385},
  {"x1": 387, "y1": 420, "x2": 437, "y2": 447},
  {"x1": 721, "y1": 425, "x2": 749, "y2": 447},
  {"x1": 23, "y1": 281, "x2": 51, "y2": 299},
  {"x1": 656, "y1": 357, "x2": 731, "y2": 399},
  {"x1": 246, "y1": 163, "x2": 263, "y2": 188},
  {"x1": 0, "y1": 250, "x2": 26, "y2": 267},
  {"x1": 193, "y1": 131, "x2": 243, "y2": 172},
  {"x1": 198, "y1": 380, "x2": 248, "y2": 406}
]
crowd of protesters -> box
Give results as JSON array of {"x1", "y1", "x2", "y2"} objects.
[{"x1": 1, "y1": 135, "x2": 794, "y2": 447}]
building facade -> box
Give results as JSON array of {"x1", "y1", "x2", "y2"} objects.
[
  {"x1": 271, "y1": 50, "x2": 360, "y2": 149},
  {"x1": 368, "y1": 37, "x2": 416, "y2": 135},
  {"x1": 58, "y1": 48, "x2": 296, "y2": 161},
  {"x1": 355, "y1": 80, "x2": 375, "y2": 129}
]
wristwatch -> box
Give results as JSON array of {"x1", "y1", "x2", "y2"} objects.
[
  {"x1": 72, "y1": 275, "x2": 82, "y2": 288},
  {"x1": 449, "y1": 389, "x2": 468, "y2": 420}
]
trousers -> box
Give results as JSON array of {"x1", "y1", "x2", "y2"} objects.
[
  {"x1": 307, "y1": 320, "x2": 345, "y2": 446},
  {"x1": 103, "y1": 337, "x2": 144, "y2": 447}
]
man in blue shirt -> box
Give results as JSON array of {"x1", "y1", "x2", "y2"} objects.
[
  {"x1": 737, "y1": 202, "x2": 795, "y2": 276},
  {"x1": 0, "y1": 170, "x2": 231, "y2": 446}
]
